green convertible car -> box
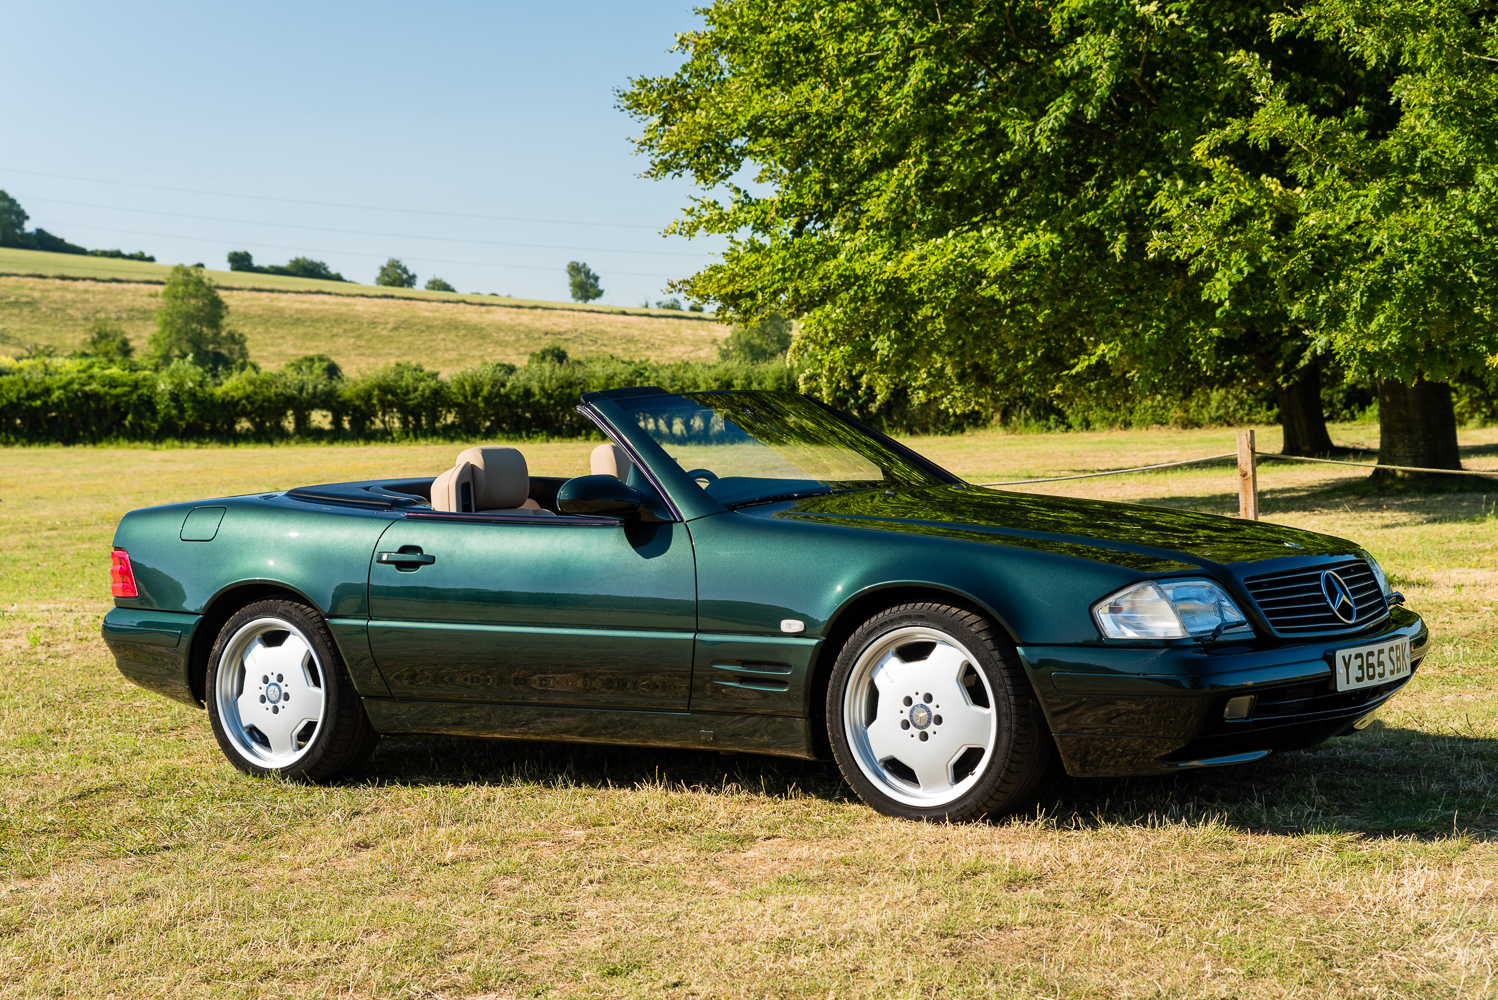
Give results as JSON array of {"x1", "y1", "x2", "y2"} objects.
[{"x1": 103, "y1": 388, "x2": 1429, "y2": 820}]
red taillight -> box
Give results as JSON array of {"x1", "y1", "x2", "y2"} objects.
[{"x1": 110, "y1": 548, "x2": 138, "y2": 598}]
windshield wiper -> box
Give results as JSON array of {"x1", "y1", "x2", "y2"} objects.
[{"x1": 726, "y1": 489, "x2": 834, "y2": 510}]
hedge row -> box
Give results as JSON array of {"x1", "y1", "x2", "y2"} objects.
[
  {"x1": 0, "y1": 356, "x2": 815, "y2": 444},
  {"x1": 0, "y1": 350, "x2": 1309, "y2": 444}
]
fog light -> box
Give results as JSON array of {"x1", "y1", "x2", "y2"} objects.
[{"x1": 1223, "y1": 695, "x2": 1255, "y2": 721}]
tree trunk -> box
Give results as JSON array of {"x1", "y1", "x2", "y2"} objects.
[
  {"x1": 1376, "y1": 378, "x2": 1462, "y2": 475},
  {"x1": 1276, "y1": 359, "x2": 1335, "y2": 455}
]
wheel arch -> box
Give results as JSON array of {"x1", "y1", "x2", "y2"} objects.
[
  {"x1": 187, "y1": 581, "x2": 327, "y2": 705},
  {"x1": 804, "y1": 582, "x2": 1026, "y2": 760}
]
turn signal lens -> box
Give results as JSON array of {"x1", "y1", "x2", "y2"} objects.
[{"x1": 110, "y1": 548, "x2": 138, "y2": 598}]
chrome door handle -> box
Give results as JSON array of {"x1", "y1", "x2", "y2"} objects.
[{"x1": 377, "y1": 551, "x2": 435, "y2": 565}]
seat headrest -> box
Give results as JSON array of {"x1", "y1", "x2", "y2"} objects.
[
  {"x1": 457, "y1": 446, "x2": 530, "y2": 510},
  {"x1": 590, "y1": 443, "x2": 634, "y2": 483},
  {"x1": 433, "y1": 446, "x2": 530, "y2": 512}
]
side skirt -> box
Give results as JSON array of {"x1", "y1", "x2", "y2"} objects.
[{"x1": 361, "y1": 698, "x2": 816, "y2": 759}]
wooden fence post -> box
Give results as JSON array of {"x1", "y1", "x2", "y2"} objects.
[{"x1": 1237, "y1": 428, "x2": 1259, "y2": 520}]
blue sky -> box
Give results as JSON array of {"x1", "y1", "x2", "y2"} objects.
[{"x1": 1, "y1": 1, "x2": 726, "y2": 305}]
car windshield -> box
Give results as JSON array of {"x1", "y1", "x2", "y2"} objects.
[{"x1": 618, "y1": 391, "x2": 948, "y2": 507}]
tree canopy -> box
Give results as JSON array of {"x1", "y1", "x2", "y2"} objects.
[
  {"x1": 376, "y1": 258, "x2": 418, "y2": 288},
  {"x1": 567, "y1": 261, "x2": 604, "y2": 302},
  {"x1": 619, "y1": 0, "x2": 1477, "y2": 461},
  {"x1": 149, "y1": 265, "x2": 249, "y2": 372}
]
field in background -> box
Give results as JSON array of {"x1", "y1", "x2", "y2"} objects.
[
  {"x1": 2, "y1": 425, "x2": 1497, "y2": 997},
  {"x1": 0, "y1": 251, "x2": 726, "y2": 375}
]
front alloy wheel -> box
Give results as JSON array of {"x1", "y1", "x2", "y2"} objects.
[
  {"x1": 206, "y1": 599, "x2": 378, "y2": 780},
  {"x1": 828, "y1": 603, "x2": 1052, "y2": 821}
]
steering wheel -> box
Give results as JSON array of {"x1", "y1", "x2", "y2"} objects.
[{"x1": 685, "y1": 468, "x2": 719, "y2": 485}]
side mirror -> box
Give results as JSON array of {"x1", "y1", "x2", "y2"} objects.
[{"x1": 557, "y1": 475, "x2": 663, "y2": 521}]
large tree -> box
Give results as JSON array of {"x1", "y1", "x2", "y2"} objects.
[
  {"x1": 1155, "y1": 0, "x2": 1498, "y2": 473},
  {"x1": 149, "y1": 265, "x2": 249, "y2": 372},
  {"x1": 621, "y1": 1, "x2": 1389, "y2": 450}
]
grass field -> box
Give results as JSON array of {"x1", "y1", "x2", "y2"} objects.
[
  {"x1": 0, "y1": 249, "x2": 726, "y2": 374},
  {"x1": 3, "y1": 424, "x2": 1497, "y2": 998}
]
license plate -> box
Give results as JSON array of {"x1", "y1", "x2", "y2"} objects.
[{"x1": 1333, "y1": 637, "x2": 1411, "y2": 692}]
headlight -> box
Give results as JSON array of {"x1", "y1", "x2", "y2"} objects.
[
  {"x1": 1362, "y1": 550, "x2": 1392, "y2": 597},
  {"x1": 1092, "y1": 579, "x2": 1248, "y2": 640}
]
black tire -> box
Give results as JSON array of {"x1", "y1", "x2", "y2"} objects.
[
  {"x1": 205, "y1": 599, "x2": 379, "y2": 781},
  {"x1": 826, "y1": 602, "x2": 1052, "y2": 821}
]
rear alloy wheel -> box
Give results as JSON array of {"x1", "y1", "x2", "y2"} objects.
[
  {"x1": 828, "y1": 603, "x2": 1052, "y2": 821},
  {"x1": 206, "y1": 599, "x2": 378, "y2": 781}
]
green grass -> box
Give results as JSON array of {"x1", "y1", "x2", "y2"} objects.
[
  {"x1": 0, "y1": 248, "x2": 726, "y2": 375},
  {"x1": 2, "y1": 426, "x2": 1497, "y2": 998}
]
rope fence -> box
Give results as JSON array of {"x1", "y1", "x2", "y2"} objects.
[{"x1": 979, "y1": 428, "x2": 1498, "y2": 519}]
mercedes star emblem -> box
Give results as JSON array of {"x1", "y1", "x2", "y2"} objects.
[{"x1": 1321, "y1": 570, "x2": 1358, "y2": 624}]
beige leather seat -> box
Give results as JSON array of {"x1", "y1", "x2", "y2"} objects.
[
  {"x1": 431, "y1": 446, "x2": 552, "y2": 515},
  {"x1": 590, "y1": 443, "x2": 633, "y2": 482}
]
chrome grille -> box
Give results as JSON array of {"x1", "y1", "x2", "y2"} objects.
[{"x1": 1242, "y1": 560, "x2": 1389, "y2": 635}]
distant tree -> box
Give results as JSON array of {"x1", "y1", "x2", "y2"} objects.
[
  {"x1": 527, "y1": 344, "x2": 571, "y2": 366},
  {"x1": 655, "y1": 297, "x2": 683, "y2": 311},
  {"x1": 149, "y1": 265, "x2": 248, "y2": 372},
  {"x1": 229, "y1": 251, "x2": 345, "y2": 281},
  {"x1": 0, "y1": 190, "x2": 30, "y2": 247},
  {"x1": 425, "y1": 276, "x2": 456, "y2": 292},
  {"x1": 688, "y1": 301, "x2": 704, "y2": 312},
  {"x1": 88, "y1": 249, "x2": 155, "y2": 262},
  {"x1": 31, "y1": 229, "x2": 88, "y2": 255},
  {"x1": 566, "y1": 261, "x2": 603, "y2": 302},
  {"x1": 281, "y1": 257, "x2": 344, "y2": 281},
  {"x1": 78, "y1": 318, "x2": 134, "y2": 363},
  {"x1": 719, "y1": 314, "x2": 792, "y2": 362},
  {"x1": 376, "y1": 258, "x2": 417, "y2": 288}
]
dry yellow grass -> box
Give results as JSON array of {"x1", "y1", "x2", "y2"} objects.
[
  {"x1": 0, "y1": 274, "x2": 727, "y2": 375},
  {"x1": 2, "y1": 425, "x2": 1497, "y2": 998}
]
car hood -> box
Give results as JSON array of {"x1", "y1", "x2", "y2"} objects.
[{"x1": 746, "y1": 484, "x2": 1360, "y2": 572}]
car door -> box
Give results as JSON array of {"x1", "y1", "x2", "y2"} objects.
[{"x1": 366, "y1": 513, "x2": 696, "y2": 709}]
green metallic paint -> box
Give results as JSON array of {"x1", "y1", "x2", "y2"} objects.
[
  {"x1": 362, "y1": 697, "x2": 815, "y2": 758},
  {"x1": 690, "y1": 507, "x2": 1144, "y2": 646},
  {"x1": 762, "y1": 485, "x2": 1358, "y2": 568},
  {"x1": 325, "y1": 619, "x2": 391, "y2": 698},
  {"x1": 179, "y1": 506, "x2": 226, "y2": 541},
  {"x1": 114, "y1": 496, "x2": 397, "y2": 618},
  {"x1": 689, "y1": 633, "x2": 823, "y2": 716},
  {"x1": 366, "y1": 517, "x2": 697, "y2": 706},
  {"x1": 102, "y1": 607, "x2": 202, "y2": 707}
]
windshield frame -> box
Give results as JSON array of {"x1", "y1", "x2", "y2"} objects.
[{"x1": 582, "y1": 389, "x2": 962, "y2": 519}]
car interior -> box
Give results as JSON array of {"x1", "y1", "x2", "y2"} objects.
[{"x1": 420, "y1": 443, "x2": 636, "y2": 516}]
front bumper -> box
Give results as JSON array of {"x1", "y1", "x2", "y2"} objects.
[{"x1": 1018, "y1": 607, "x2": 1430, "y2": 777}]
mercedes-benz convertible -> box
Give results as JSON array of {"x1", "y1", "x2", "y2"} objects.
[{"x1": 103, "y1": 387, "x2": 1429, "y2": 820}]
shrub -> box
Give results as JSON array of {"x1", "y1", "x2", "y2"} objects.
[
  {"x1": 77, "y1": 319, "x2": 134, "y2": 363},
  {"x1": 424, "y1": 277, "x2": 456, "y2": 292}
]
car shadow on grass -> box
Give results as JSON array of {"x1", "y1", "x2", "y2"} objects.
[
  {"x1": 1034, "y1": 723, "x2": 1498, "y2": 841},
  {"x1": 358, "y1": 721, "x2": 1498, "y2": 840}
]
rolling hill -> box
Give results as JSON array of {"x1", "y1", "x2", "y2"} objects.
[{"x1": 0, "y1": 247, "x2": 726, "y2": 374}]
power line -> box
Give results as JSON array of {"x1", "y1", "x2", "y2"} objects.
[
  {"x1": 26, "y1": 195, "x2": 713, "y2": 259},
  {"x1": 56, "y1": 223, "x2": 693, "y2": 279},
  {"x1": 1, "y1": 165, "x2": 669, "y2": 230}
]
